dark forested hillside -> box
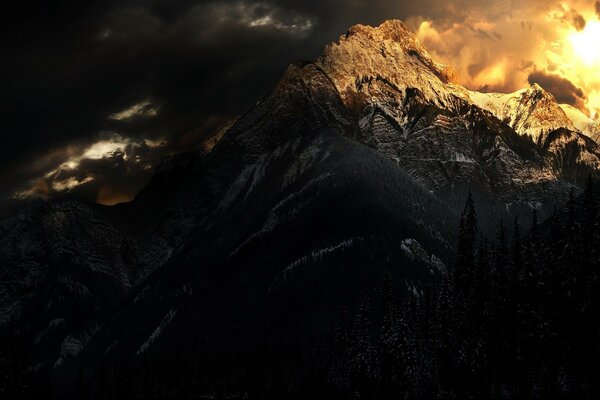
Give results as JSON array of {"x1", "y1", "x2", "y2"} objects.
[{"x1": 2, "y1": 180, "x2": 599, "y2": 398}]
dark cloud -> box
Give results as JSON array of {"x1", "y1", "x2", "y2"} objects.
[
  {"x1": 572, "y1": 11, "x2": 586, "y2": 31},
  {"x1": 596, "y1": 1, "x2": 600, "y2": 18},
  {"x1": 0, "y1": 0, "x2": 323, "y2": 211},
  {"x1": 528, "y1": 70, "x2": 587, "y2": 111},
  {"x1": 62, "y1": 147, "x2": 157, "y2": 205},
  {"x1": 10, "y1": 134, "x2": 176, "y2": 206}
]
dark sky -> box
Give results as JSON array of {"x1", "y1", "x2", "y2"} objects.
[{"x1": 0, "y1": 0, "x2": 592, "y2": 215}]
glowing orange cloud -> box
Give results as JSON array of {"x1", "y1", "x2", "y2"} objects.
[{"x1": 410, "y1": 1, "x2": 600, "y2": 118}]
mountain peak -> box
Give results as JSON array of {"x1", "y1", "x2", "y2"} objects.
[
  {"x1": 335, "y1": 20, "x2": 458, "y2": 85},
  {"x1": 524, "y1": 83, "x2": 556, "y2": 102},
  {"x1": 470, "y1": 83, "x2": 575, "y2": 143},
  {"x1": 529, "y1": 82, "x2": 544, "y2": 92},
  {"x1": 345, "y1": 19, "x2": 413, "y2": 43},
  {"x1": 316, "y1": 20, "x2": 461, "y2": 112}
]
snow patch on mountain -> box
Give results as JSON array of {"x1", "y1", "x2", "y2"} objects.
[
  {"x1": 470, "y1": 84, "x2": 575, "y2": 143},
  {"x1": 560, "y1": 104, "x2": 600, "y2": 142},
  {"x1": 451, "y1": 152, "x2": 475, "y2": 163},
  {"x1": 35, "y1": 318, "x2": 65, "y2": 344},
  {"x1": 138, "y1": 309, "x2": 178, "y2": 355},
  {"x1": 54, "y1": 326, "x2": 99, "y2": 367},
  {"x1": 274, "y1": 238, "x2": 362, "y2": 287},
  {"x1": 401, "y1": 238, "x2": 446, "y2": 274}
]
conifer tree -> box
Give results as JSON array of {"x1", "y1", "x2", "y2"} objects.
[
  {"x1": 512, "y1": 217, "x2": 523, "y2": 277},
  {"x1": 350, "y1": 296, "x2": 379, "y2": 393},
  {"x1": 455, "y1": 191, "x2": 477, "y2": 300}
]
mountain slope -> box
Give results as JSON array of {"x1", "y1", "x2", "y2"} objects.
[{"x1": 2, "y1": 19, "x2": 600, "y2": 395}]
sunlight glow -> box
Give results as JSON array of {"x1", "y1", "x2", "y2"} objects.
[
  {"x1": 416, "y1": 5, "x2": 600, "y2": 119},
  {"x1": 569, "y1": 21, "x2": 600, "y2": 66},
  {"x1": 83, "y1": 139, "x2": 130, "y2": 160}
]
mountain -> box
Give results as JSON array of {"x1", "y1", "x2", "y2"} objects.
[
  {"x1": 2, "y1": 19, "x2": 600, "y2": 397},
  {"x1": 470, "y1": 84, "x2": 576, "y2": 143},
  {"x1": 315, "y1": 21, "x2": 600, "y2": 205},
  {"x1": 560, "y1": 103, "x2": 600, "y2": 142}
]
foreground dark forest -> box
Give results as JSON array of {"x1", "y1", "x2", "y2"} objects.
[
  {"x1": 323, "y1": 179, "x2": 600, "y2": 399},
  {"x1": 321, "y1": 180, "x2": 600, "y2": 399},
  {"x1": 1, "y1": 180, "x2": 599, "y2": 399}
]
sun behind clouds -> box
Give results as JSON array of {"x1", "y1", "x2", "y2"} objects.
[
  {"x1": 414, "y1": 1, "x2": 600, "y2": 118},
  {"x1": 563, "y1": 17, "x2": 600, "y2": 118},
  {"x1": 569, "y1": 20, "x2": 600, "y2": 66}
]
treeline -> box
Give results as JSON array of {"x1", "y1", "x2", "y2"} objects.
[{"x1": 325, "y1": 179, "x2": 600, "y2": 398}]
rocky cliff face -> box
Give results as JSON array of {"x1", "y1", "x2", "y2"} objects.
[{"x1": 2, "y1": 19, "x2": 600, "y2": 376}]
